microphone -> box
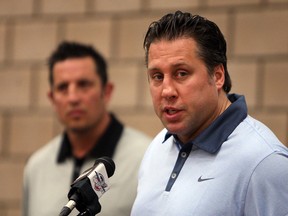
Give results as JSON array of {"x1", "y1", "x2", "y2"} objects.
[{"x1": 59, "y1": 157, "x2": 116, "y2": 216}]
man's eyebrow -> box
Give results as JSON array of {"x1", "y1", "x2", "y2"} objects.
[
  {"x1": 148, "y1": 62, "x2": 188, "y2": 71},
  {"x1": 172, "y1": 61, "x2": 189, "y2": 67},
  {"x1": 55, "y1": 81, "x2": 68, "y2": 86},
  {"x1": 147, "y1": 67, "x2": 160, "y2": 72}
]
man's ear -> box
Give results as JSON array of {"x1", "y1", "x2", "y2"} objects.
[
  {"x1": 47, "y1": 90, "x2": 53, "y2": 101},
  {"x1": 47, "y1": 90, "x2": 57, "y2": 109},
  {"x1": 103, "y1": 82, "x2": 114, "y2": 104},
  {"x1": 48, "y1": 90, "x2": 60, "y2": 113},
  {"x1": 214, "y1": 64, "x2": 225, "y2": 90}
]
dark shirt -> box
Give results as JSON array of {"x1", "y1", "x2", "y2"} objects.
[{"x1": 56, "y1": 113, "x2": 124, "y2": 181}]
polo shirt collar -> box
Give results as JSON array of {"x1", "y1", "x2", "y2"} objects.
[
  {"x1": 57, "y1": 113, "x2": 124, "y2": 163},
  {"x1": 163, "y1": 94, "x2": 247, "y2": 154}
]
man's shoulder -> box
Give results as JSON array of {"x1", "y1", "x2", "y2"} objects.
[
  {"x1": 121, "y1": 126, "x2": 153, "y2": 144},
  {"x1": 25, "y1": 135, "x2": 63, "y2": 169},
  {"x1": 113, "y1": 126, "x2": 153, "y2": 157},
  {"x1": 241, "y1": 115, "x2": 286, "y2": 152}
]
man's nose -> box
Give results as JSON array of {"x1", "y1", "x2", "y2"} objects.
[
  {"x1": 161, "y1": 78, "x2": 177, "y2": 100},
  {"x1": 67, "y1": 86, "x2": 81, "y2": 102}
]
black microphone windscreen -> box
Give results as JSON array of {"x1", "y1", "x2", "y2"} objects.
[{"x1": 94, "y1": 157, "x2": 115, "y2": 178}]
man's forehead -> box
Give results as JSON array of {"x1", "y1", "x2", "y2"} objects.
[{"x1": 53, "y1": 63, "x2": 99, "y2": 84}]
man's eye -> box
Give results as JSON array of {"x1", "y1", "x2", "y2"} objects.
[
  {"x1": 56, "y1": 83, "x2": 68, "y2": 92},
  {"x1": 177, "y1": 71, "x2": 188, "y2": 77},
  {"x1": 152, "y1": 73, "x2": 163, "y2": 81},
  {"x1": 78, "y1": 80, "x2": 92, "y2": 88}
]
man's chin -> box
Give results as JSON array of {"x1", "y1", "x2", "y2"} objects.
[
  {"x1": 165, "y1": 120, "x2": 189, "y2": 133},
  {"x1": 165, "y1": 125, "x2": 183, "y2": 135},
  {"x1": 68, "y1": 125, "x2": 90, "y2": 133}
]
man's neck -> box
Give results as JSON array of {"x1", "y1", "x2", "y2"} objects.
[{"x1": 67, "y1": 113, "x2": 111, "y2": 159}]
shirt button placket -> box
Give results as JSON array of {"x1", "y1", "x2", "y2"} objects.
[
  {"x1": 181, "y1": 152, "x2": 187, "y2": 158},
  {"x1": 171, "y1": 173, "x2": 177, "y2": 179}
]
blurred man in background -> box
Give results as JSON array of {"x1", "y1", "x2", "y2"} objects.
[{"x1": 23, "y1": 41, "x2": 151, "y2": 216}]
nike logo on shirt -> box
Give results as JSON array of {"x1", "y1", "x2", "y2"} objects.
[{"x1": 198, "y1": 175, "x2": 214, "y2": 182}]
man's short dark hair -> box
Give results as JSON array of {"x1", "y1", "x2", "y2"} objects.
[
  {"x1": 143, "y1": 11, "x2": 232, "y2": 93},
  {"x1": 48, "y1": 41, "x2": 108, "y2": 87}
]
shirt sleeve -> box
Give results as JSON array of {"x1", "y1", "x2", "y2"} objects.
[
  {"x1": 244, "y1": 152, "x2": 288, "y2": 216},
  {"x1": 22, "y1": 162, "x2": 31, "y2": 216}
]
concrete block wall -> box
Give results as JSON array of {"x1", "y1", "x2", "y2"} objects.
[{"x1": 0, "y1": 0, "x2": 287, "y2": 215}]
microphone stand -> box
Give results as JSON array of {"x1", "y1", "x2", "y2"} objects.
[
  {"x1": 76, "y1": 204, "x2": 101, "y2": 216},
  {"x1": 77, "y1": 210, "x2": 92, "y2": 216}
]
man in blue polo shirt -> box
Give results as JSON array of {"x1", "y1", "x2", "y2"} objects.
[{"x1": 131, "y1": 11, "x2": 288, "y2": 216}]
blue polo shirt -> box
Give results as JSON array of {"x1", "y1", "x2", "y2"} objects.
[{"x1": 131, "y1": 94, "x2": 288, "y2": 216}]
